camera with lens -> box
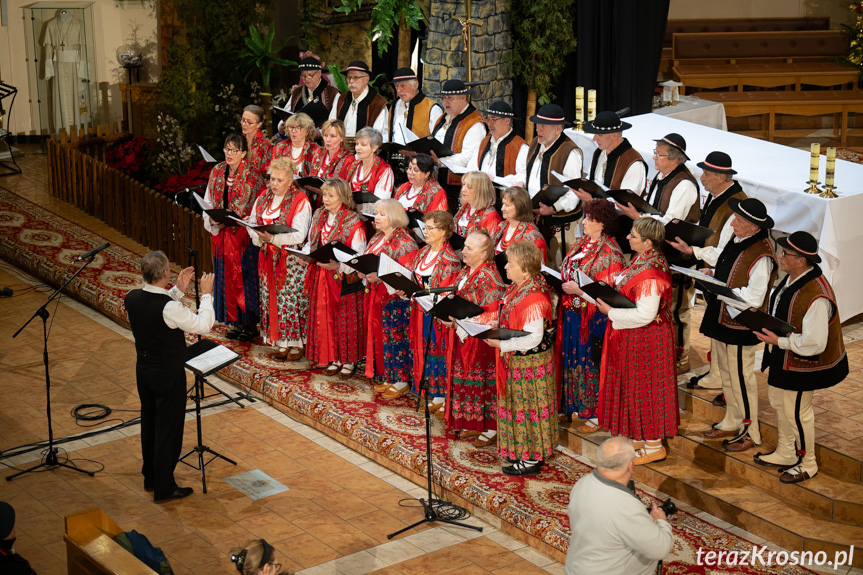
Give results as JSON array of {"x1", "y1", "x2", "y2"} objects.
[{"x1": 647, "y1": 498, "x2": 677, "y2": 516}]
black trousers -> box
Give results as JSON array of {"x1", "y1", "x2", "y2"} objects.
[{"x1": 137, "y1": 361, "x2": 187, "y2": 499}]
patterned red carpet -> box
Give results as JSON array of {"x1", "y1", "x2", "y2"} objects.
[{"x1": 0, "y1": 186, "x2": 815, "y2": 574}]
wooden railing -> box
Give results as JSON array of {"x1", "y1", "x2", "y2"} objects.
[{"x1": 47, "y1": 125, "x2": 213, "y2": 272}]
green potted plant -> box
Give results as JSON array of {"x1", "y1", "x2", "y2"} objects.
[{"x1": 238, "y1": 22, "x2": 297, "y2": 132}]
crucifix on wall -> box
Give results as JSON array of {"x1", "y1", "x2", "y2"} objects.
[{"x1": 458, "y1": 0, "x2": 483, "y2": 82}]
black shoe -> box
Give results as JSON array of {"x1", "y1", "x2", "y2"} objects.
[
  {"x1": 225, "y1": 327, "x2": 243, "y2": 340},
  {"x1": 712, "y1": 393, "x2": 726, "y2": 407},
  {"x1": 144, "y1": 483, "x2": 154, "y2": 492},
  {"x1": 154, "y1": 486, "x2": 193, "y2": 504},
  {"x1": 502, "y1": 461, "x2": 542, "y2": 476},
  {"x1": 237, "y1": 327, "x2": 257, "y2": 343}
]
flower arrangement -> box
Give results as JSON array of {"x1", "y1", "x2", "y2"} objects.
[
  {"x1": 151, "y1": 113, "x2": 196, "y2": 181},
  {"x1": 155, "y1": 160, "x2": 213, "y2": 196},
  {"x1": 106, "y1": 136, "x2": 151, "y2": 179}
]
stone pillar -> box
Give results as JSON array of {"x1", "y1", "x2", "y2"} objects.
[{"x1": 423, "y1": 0, "x2": 513, "y2": 110}]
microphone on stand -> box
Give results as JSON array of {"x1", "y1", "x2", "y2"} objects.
[
  {"x1": 412, "y1": 286, "x2": 458, "y2": 297},
  {"x1": 74, "y1": 242, "x2": 110, "y2": 262},
  {"x1": 175, "y1": 183, "x2": 207, "y2": 194}
]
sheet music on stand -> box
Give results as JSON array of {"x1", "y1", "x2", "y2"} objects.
[{"x1": 185, "y1": 339, "x2": 241, "y2": 377}]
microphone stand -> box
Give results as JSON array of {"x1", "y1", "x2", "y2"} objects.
[
  {"x1": 387, "y1": 291, "x2": 482, "y2": 539},
  {"x1": 7, "y1": 258, "x2": 99, "y2": 481},
  {"x1": 175, "y1": 189, "x2": 248, "y2": 409}
]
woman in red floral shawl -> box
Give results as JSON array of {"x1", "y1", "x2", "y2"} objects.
[
  {"x1": 443, "y1": 230, "x2": 504, "y2": 443},
  {"x1": 271, "y1": 112, "x2": 319, "y2": 177},
  {"x1": 247, "y1": 156, "x2": 312, "y2": 361},
  {"x1": 393, "y1": 154, "x2": 449, "y2": 214},
  {"x1": 241, "y1": 105, "x2": 273, "y2": 177},
  {"x1": 493, "y1": 186, "x2": 547, "y2": 262},
  {"x1": 203, "y1": 133, "x2": 265, "y2": 342},
  {"x1": 487, "y1": 241, "x2": 555, "y2": 476},
  {"x1": 595, "y1": 217, "x2": 678, "y2": 466},
  {"x1": 360, "y1": 199, "x2": 418, "y2": 395},
  {"x1": 454, "y1": 171, "x2": 503, "y2": 237},
  {"x1": 383, "y1": 211, "x2": 461, "y2": 409},
  {"x1": 558, "y1": 199, "x2": 624, "y2": 429},
  {"x1": 348, "y1": 127, "x2": 394, "y2": 206},
  {"x1": 304, "y1": 178, "x2": 367, "y2": 379},
  {"x1": 308, "y1": 119, "x2": 355, "y2": 181}
]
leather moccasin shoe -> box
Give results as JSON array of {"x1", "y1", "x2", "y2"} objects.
[
  {"x1": 337, "y1": 364, "x2": 356, "y2": 380},
  {"x1": 323, "y1": 363, "x2": 341, "y2": 376},
  {"x1": 373, "y1": 382, "x2": 392, "y2": 392},
  {"x1": 634, "y1": 447, "x2": 667, "y2": 466},
  {"x1": 287, "y1": 347, "x2": 304, "y2": 361},
  {"x1": 382, "y1": 386, "x2": 409, "y2": 399},
  {"x1": 702, "y1": 426, "x2": 738, "y2": 439},
  {"x1": 502, "y1": 461, "x2": 542, "y2": 476},
  {"x1": 780, "y1": 468, "x2": 816, "y2": 484},
  {"x1": 154, "y1": 486, "x2": 193, "y2": 504},
  {"x1": 577, "y1": 422, "x2": 602, "y2": 434},
  {"x1": 474, "y1": 434, "x2": 496, "y2": 447},
  {"x1": 725, "y1": 435, "x2": 756, "y2": 452},
  {"x1": 753, "y1": 452, "x2": 791, "y2": 468},
  {"x1": 712, "y1": 393, "x2": 726, "y2": 407}
]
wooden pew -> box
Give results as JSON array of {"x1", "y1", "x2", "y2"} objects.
[
  {"x1": 672, "y1": 30, "x2": 855, "y2": 93},
  {"x1": 693, "y1": 90, "x2": 863, "y2": 143},
  {"x1": 65, "y1": 508, "x2": 158, "y2": 575}
]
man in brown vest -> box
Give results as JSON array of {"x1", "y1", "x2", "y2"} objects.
[
  {"x1": 753, "y1": 232, "x2": 848, "y2": 484},
  {"x1": 679, "y1": 198, "x2": 777, "y2": 453},
  {"x1": 388, "y1": 67, "x2": 443, "y2": 143},
  {"x1": 277, "y1": 56, "x2": 339, "y2": 137},
  {"x1": 467, "y1": 101, "x2": 528, "y2": 187},
  {"x1": 671, "y1": 152, "x2": 748, "y2": 395},
  {"x1": 430, "y1": 79, "x2": 487, "y2": 211},
  {"x1": 575, "y1": 110, "x2": 646, "y2": 197},
  {"x1": 526, "y1": 103, "x2": 583, "y2": 267},
  {"x1": 329, "y1": 61, "x2": 389, "y2": 140}
]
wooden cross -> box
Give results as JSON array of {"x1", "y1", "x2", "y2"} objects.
[{"x1": 458, "y1": 0, "x2": 484, "y2": 83}]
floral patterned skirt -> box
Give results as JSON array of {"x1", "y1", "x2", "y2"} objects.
[
  {"x1": 560, "y1": 308, "x2": 606, "y2": 418},
  {"x1": 380, "y1": 297, "x2": 412, "y2": 384},
  {"x1": 497, "y1": 348, "x2": 558, "y2": 461},
  {"x1": 259, "y1": 251, "x2": 308, "y2": 346},
  {"x1": 450, "y1": 339, "x2": 497, "y2": 432}
]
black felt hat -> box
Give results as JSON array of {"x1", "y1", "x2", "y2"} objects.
[
  {"x1": 583, "y1": 110, "x2": 631, "y2": 134},
  {"x1": 390, "y1": 67, "x2": 418, "y2": 83},
  {"x1": 293, "y1": 57, "x2": 325, "y2": 72},
  {"x1": 341, "y1": 61, "x2": 371, "y2": 76},
  {"x1": 481, "y1": 101, "x2": 517, "y2": 119},
  {"x1": 729, "y1": 197, "x2": 774, "y2": 229},
  {"x1": 0, "y1": 501, "x2": 14, "y2": 540},
  {"x1": 697, "y1": 151, "x2": 737, "y2": 175},
  {"x1": 777, "y1": 231, "x2": 821, "y2": 263},
  {"x1": 653, "y1": 132, "x2": 690, "y2": 161},
  {"x1": 440, "y1": 79, "x2": 472, "y2": 96},
  {"x1": 529, "y1": 104, "x2": 572, "y2": 127}
]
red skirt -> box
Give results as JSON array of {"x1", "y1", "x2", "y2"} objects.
[
  {"x1": 597, "y1": 320, "x2": 679, "y2": 441},
  {"x1": 305, "y1": 267, "x2": 365, "y2": 365}
]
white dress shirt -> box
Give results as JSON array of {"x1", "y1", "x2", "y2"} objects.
[
  {"x1": 645, "y1": 171, "x2": 699, "y2": 225},
  {"x1": 142, "y1": 284, "x2": 215, "y2": 334},
  {"x1": 526, "y1": 139, "x2": 583, "y2": 212},
  {"x1": 433, "y1": 104, "x2": 486, "y2": 169},
  {"x1": 770, "y1": 268, "x2": 831, "y2": 356},
  {"x1": 329, "y1": 87, "x2": 390, "y2": 139},
  {"x1": 466, "y1": 129, "x2": 529, "y2": 187},
  {"x1": 390, "y1": 98, "x2": 443, "y2": 144},
  {"x1": 592, "y1": 149, "x2": 646, "y2": 194},
  {"x1": 692, "y1": 234, "x2": 773, "y2": 310}
]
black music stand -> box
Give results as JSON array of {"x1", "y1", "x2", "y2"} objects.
[
  {"x1": 179, "y1": 339, "x2": 240, "y2": 492},
  {"x1": 387, "y1": 293, "x2": 482, "y2": 539},
  {"x1": 7, "y1": 257, "x2": 98, "y2": 481}
]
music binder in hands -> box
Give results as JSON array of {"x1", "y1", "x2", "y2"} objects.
[
  {"x1": 407, "y1": 137, "x2": 455, "y2": 157},
  {"x1": 192, "y1": 194, "x2": 242, "y2": 226},
  {"x1": 541, "y1": 265, "x2": 564, "y2": 293},
  {"x1": 294, "y1": 176, "x2": 325, "y2": 196},
  {"x1": 449, "y1": 232, "x2": 466, "y2": 251},
  {"x1": 186, "y1": 339, "x2": 241, "y2": 377},
  {"x1": 552, "y1": 173, "x2": 612, "y2": 200},
  {"x1": 494, "y1": 251, "x2": 509, "y2": 283},
  {"x1": 353, "y1": 191, "x2": 381, "y2": 204},
  {"x1": 287, "y1": 241, "x2": 355, "y2": 264},
  {"x1": 377, "y1": 253, "x2": 423, "y2": 296},
  {"x1": 456, "y1": 319, "x2": 529, "y2": 340},
  {"x1": 337, "y1": 252, "x2": 381, "y2": 275},
  {"x1": 228, "y1": 216, "x2": 297, "y2": 236},
  {"x1": 429, "y1": 294, "x2": 484, "y2": 321},
  {"x1": 579, "y1": 280, "x2": 636, "y2": 308},
  {"x1": 665, "y1": 219, "x2": 715, "y2": 247},
  {"x1": 726, "y1": 307, "x2": 795, "y2": 336},
  {"x1": 607, "y1": 189, "x2": 661, "y2": 215},
  {"x1": 531, "y1": 185, "x2": 571, "y2": 208}
]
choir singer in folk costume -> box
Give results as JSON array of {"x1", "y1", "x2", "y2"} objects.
[{"x1": 271, "y1": 112, "x2": 319, "y2": 178}]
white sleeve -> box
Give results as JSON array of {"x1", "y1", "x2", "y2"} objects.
[
  {"x1": 465, "y1": 145, "x2": 481, "y2": 172},
  {"x1": 338, "y1": 227, "x2": 368, "y2": 275},
  {"x1": 620, "y1": 161, "x2": 647, "y2": 195},
  {"x1": 428, "y1": 103, "x2": 444, "y2": 135},
  {"x1": 500, "y1": 317, "x2": 544, "y2": 353},
  {"x1": 202, "y1": 185, "x2": 219, "y2": 236},
  {"x1": 691, "y1": 244, "x2": 721, "y2": 268},
  {"x1": 163, "y1": 294, "x2": 215, "y2": 334},
  {"x1": 448, "y1": 123, "x2": 487, "y2": 168},
  {"x1": 607, "y1": 294, "x2": 661, "y2": 329},
  {"x1": 373, "y1": 107, "x2": 390, "y2": 143},
  {"x1": 270, "y1": 201, "x2": 312, "y2": 248},
  {"x1": 248, "y1": 198, "x2": 263, "y2": 246},
  {"x1": 373, "y1": 166, "x2": 394, "y2": 199},
  {"x1": 492, "y1": 143, "x2": 530, "y2": 188},
  {"x1": 329, "y1": 93, "x2": 342, "y2": 120},
  {"x1": 651, "y1": 180, "x2": 698, "y2": 225},
  {"x1": 778, "y1": 297, "x2": 831, "y2": 356},
  {"x1": 553, "y1": 149, "x2": 585, "y2": 212},
  {"x1": 724, "y1": 256, "x2": 773, "y2": 310}
]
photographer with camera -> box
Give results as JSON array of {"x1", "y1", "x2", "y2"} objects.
[{"x1": 565, "y1": 436, "x2": 673, "y2": 575}]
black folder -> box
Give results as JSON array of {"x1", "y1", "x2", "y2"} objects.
[
  {"x1": 580, "y1": 280, "x2": 636, "y2": 308},
  {"x1": 243, "y1": 223, "x2": 297, "y2": 235},
  {"x1": 733, "y1": 308, "x2": 796, "y2": 336},
  {"x1": 288, "y1": 241, "x2": 356, "y2": 264},
  {"x1": 341, "y1": 253, "x2": 380, "y2": 275},
  {"x1": 353, "y1": 191, "x2": 381, "y2": 204},
  {"x1": 694, "y1": 278, "x2": 745, "y2": 303},
  {"x1": 607, "y1": 189, "x2": 662, "y2": 215},
  {"x1": 430, "y1": 294, "x2": 484, "y2": 321},
  {"x1": 559, "y1": 178, "x2": 612, "y2": 200},
  {"x1": 294, "y1": 176, "x2": 325, "y2": 196},
  {"x1": 378, "y1": 271, "x2": 423, "y2": 296},
  {"x1": 449, "y1": 232, "x2": 466, "y2": 251},
  {"x1": 378, "y1": 142, "x2": 411, "y2": 155},
  {"x1": 494, "y1": 251, "x2": 510, "y2": 284},
  {"x1": 459, "y1": 323, "x2": 530, "y2": 340},
  {"x1": 531, "y1": 185, "x2": 571, "y2": 209},
  {"x1": 407, "y1": 137, "x2": 455, "y2": 157},
  {"x1": 541, "y1": 269, "x2": 564, "y2": 294},
  {"x1": 272, "y1": 106, "x2": 294, "y2": 124},
  {"x1": 406, "y1": 209, "x2": 424, "y2": 228},
  {"x1": 296, "y1": 100, "x2": 330, "y2": 127},
  {"x1": 665, "y1": 219, "x2": 715, "y2": 247},
  {"x1": 204, "y1": 209, "x2": 243, "y2": 227}
]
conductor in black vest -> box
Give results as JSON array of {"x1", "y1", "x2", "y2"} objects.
[{"x1": 125, "y1": 251, "x2": 216, "y2": 503}]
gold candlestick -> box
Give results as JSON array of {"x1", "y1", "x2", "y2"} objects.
[{"x1": 819, "y1": 184, "x2": 838, "y2": 198}]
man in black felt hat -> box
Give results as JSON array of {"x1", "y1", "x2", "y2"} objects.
[
  {"x1": 752, "y1": 232, "x2": 848, "y2": 484},
  {"x1": 328, "y1": 60, "x2": 389, "y2": 139},
  {"x1": 673, "y1": 198, "x2": 778, "y2": 454},
  {"x1": 0, "y1": 501, "x2": 36, "y2": 575},
  {"x1": 466, "y1": 101, "x2": 528, "y2": 187},
  {"x1": 574, "y1": 110, "x2": 646, "y2": 199},
  {"x1": 429, "y1": 79, "x2": 487, "y2": 210},
  {"x1": 388, "y1": 67, "x2": 443, "y2": 144},
  {"x1": 283, "y1": 56, "x2": 339, "y2": 129},
  {"x1": 525, "y1": 103, "x2": 583, "y2": 266},
  {"x1": 670, "y1": 151, "x2": 748, "y2": 390}
]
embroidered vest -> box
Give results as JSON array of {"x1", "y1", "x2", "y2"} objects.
[
  {"x1": 477, "y1": 131, "x2": 525, "y2": 178},
  {"x1": 588, "y1": 139, "x2": 646, "y2": 194},
  {"x1": 337, "y1": 89, "x2": 388, "y2": 132},
  {"x1": 699, "y1": 182, "x2": 747, "y2": 250},
  {"x1": 389, "y1": 93, "x2": 437, "y2": 139},
  {"x1": 433, "y1": 105, "x2": 485, "y2": 185},
  {"x1": 646, "y1": 164, "x2": 699, "y2": 223}
]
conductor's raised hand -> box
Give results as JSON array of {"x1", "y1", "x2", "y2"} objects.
[
  {"x1": 176, "y1": 266, "x2": 195, "y2": 292},
  {"x1": 200, "y1": 272, "x2": 215, "y2": 296}
]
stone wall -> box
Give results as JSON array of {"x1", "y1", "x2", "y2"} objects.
[{"x1": 423, "y1": 0, "x2": 513, "y2": 110}]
